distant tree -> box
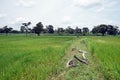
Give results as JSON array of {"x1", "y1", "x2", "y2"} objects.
[
  {"x1": 20, "y1": 26, "x2": 26, "y2": 33},
  {"x1": 107, "y1": 25, "x2": 119, "y2": 35},
  {"x1": 91, "y1": 26, "x2": 99, "y2": 35},
  {"x1": 46, "y1": 25, "x2": 54, "y2": 34},
  {"x1": 3, "y1": 26, "x2": 13, "y2": 35},
  {"x1": 75, "y1": 27, "x2": 82, "y2": 37},
  {"x1": 98, "y1": 24, "x2": 107, "y2": 36},
  {"x1": 33, "y1": 22, "x2": 44, "y2": 36},
  {"x1": 22, "y1": 22, "x2": 31, "y2": 36},
  {"x1": 0, "y1": 28, "x2": 4, "y2": 33},
  {"x1": 91, "y1": 24, "x2": 120, "y2": 36},
  {"x1": 66, "y1": 26, "x2": 74, "y2": 34},
  {"x1": 57, "y1": 28, "x2": 64, "y2": 35},
  {"x1": 42, "y1": 29, "x2": 47, "y2": 33},
  {"x1": 11, "y1": 30, "x2": 20, "y2": 33},
  {"x1": 91, "y1": 24, "x2": 107, "y2": 36},
  {"x1": 82, "y1": 27, "x2": 89, "y2": 36},
  {"x1": 118, "y1": 31, "x2": 120, "y2": 35}
]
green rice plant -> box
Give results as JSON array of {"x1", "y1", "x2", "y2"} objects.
[
  {"x1": 0, "y1": 35, "x2": 74, "y2": 80},
  {"x1": 87, "y1": 36, "x2": 120, "y2": 80}
]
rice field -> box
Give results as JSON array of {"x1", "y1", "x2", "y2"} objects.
[
  {"x1": 0, "y1": 35, "x2": 74, "y2": 80},
  {"x1": 86, "y1": 36, "x2": 120, "y2": 80},
  {"x1": 0, "y1": 35, "x2": 120, "y2": 80},
  {"x1": 48, "y1": 36, "x2": 120, "y2": 80}
]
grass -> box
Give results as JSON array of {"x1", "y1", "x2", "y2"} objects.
[
  {"x1": 49, "y1": 37, "x2": 105, "y2": 80},
  {"x1": 0, "y1": 35, "x2": 120, "y2": 80},
  {"x1": 48, "y1": 36, "x2": 120, "y2": 80},
  {"x1": 87, "y1": 36, "x2": 120, "y2": 80},
  {"x1": 0, "y1": 35, "x2": 74, "y2": 80}
]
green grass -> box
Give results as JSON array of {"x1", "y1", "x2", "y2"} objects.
[
  {"x1": 86, "y1": 36, "x2": 120, "y2": 80},
  {"x1": 49, "y1": 37, "x2": 105, "y2": 80},
  {"x1": 0, "y1": 35, "x2": 74, "y2": 80},
  {"x1": 0, "y1": 35, "x2": 120, "y2": 80},
  {"x1": 89, "y1": 37, "x2": 120, "y2": 80},
  {"x1": 48, "y1": 36, "x2": 120, "y2": 80}
]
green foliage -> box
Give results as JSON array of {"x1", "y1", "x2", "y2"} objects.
[
  {"x1": 92, "y1": 24, "x2": 119, "y2": 36},
  {"x1": 33, "y1": 22, "x2": 44, "y2": 36}
]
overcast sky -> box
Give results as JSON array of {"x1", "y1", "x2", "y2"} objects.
[{"x1": 0, "y1": 0, "x2": 120, "y2": 30}]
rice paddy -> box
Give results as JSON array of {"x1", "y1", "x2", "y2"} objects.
[
  {"x1": 0, "y1": 35, "x2": 120, "y2": 80},
  {"x1": 0, "y1": 35, "x2": 74, "y2": 80}
]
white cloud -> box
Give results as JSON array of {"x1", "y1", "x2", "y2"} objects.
[
  {"x1": 63, "y1": 16, "x2": 71, "y2": 22},
  {"x1": 10, "y1": 17, "x2": 29, "y2": 25},
  {"x1": 96, "y1": 1, "x2": 118, "y2": 12},
  {"x1": 62, "y1": 16, "x2": 72, "y2": 24},
  {"x1": 15, "y1": 17, "x2": 28, "y2": 22},
  {"x1": 0, "y1": 13, "x2": 7, "y2": 18},
  {"x1": 73, "y1": 0, "x2": 102, "y2": 8},
  {"x1": 15, "y1": 0, "x2": 36, "y2": 7},
  {"x1": 0, "y1": 0, "x2": 120, "y2": 30},
  {"x1": 9, "y1": 17, "x2": 31, "y2": 30}
]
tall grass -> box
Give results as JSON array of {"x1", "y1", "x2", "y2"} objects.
[
  {"x1": 86, "y1": 36, "x2": 120, "y2": 80},
  {"x1": 0, "y1": 35, "x2": 74, "y2": 80}
]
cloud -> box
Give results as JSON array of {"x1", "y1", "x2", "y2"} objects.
[
  {"x1": 62, "y1": 16, "x2": 72, "y2": 24},
  {"x1": 0, "y1": 13, "x2": 7, "y2": 18},
  {"x1": 10, "y1": 17, "x2": 29, "y2": 25},
  {"x1": 73, "y1": 0, "x2": 102, "y2": 8},
  {"x1": 9, "y1": 17, "x2": 30, "y2": 30},
  {"x1": 96, "y1": 1, "x2": 118, "y2": 12},
  {"x1": 63, "y1": 16, "x2": 71, "y2": 22},
  {"x1": 15, "y1": 0, "x2": 36, "y2": 7},
  {"x1": 15, "y1": 17, "x2": 28, "y2": 22}
]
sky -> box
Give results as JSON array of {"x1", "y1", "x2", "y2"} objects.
[{"x1": 0, "y1": 0, "x2": 120, "y2": 30}]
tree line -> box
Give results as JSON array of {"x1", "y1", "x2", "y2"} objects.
[{"x1": 0, "y1": 22, "x2": 120, "y2": 36}]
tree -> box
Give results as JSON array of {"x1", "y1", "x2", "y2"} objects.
[
  {"x1": 75, "y1": 27, "x2": 82, "y2": 37},
  {"x1": 91, "y1": 26, "x2": 99, "y2": 35},
  {"x1": 82, "y1": 27, "x2": 89, "y2": 36},
  {"x1": 11, "y1": 30, "x2": 20, "y2": 33},
  {"x1": 22, "y1": 22, "x2": 31, "y2": 36},
  {"x1": 46, "y1": 25, "x2": 54, "y2": 34},
  {"x1": 118, "y1": 31, "x2": 120, "y2": 35},
  {"x1": 3, "y1": 26, "x2": 13, "y2": 35},
  {"x1": 33, "y1": 22, "x2": 44, "y2": 36},
  {"x1": 91, "y1": 24, "x2": 107, "y2": 36},
  {"x1": 98, "y1": 24, "x2": 107, "y2": 36},
  {"x1": 91, "y1": 24, "x2": 120, "y2": 36},
  {"x1": 57, "y1": 28, "x2": 64, "y2": 35},
  {"x1": 42, "y1": 29, "x2": 47, "y2": 33},
  {"x1": 20, "y1": 26, "x2": 26, "y2": 33},
  {"x1": 66, "y1": 26, "x2": 74, "y2": 34},
  {"x1": 107, "y1": 25, "x2": 119, "y2": 35},
  {"x1": 0, "y1": 28, "x2": 4, "y2": 33}
]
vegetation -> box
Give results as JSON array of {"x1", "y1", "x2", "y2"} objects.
[
  {"x1": 21, "y1": 22, "x2": 31, "y2": 36},
  {"x1": 0, "y1": 35, "x2": 74, "y2": 80},
  {"x1": 87, "y1": 36, "x2": 120, "y2": 80},
  {"x1": 33, "y1": 22, "x2": 44, "y2": 36},
  {"x1": 0, "y1": 21, "x2": 119, "y2": 36},
  {"x1": 0, "y1": 26, "x2": 13, "y2": 35},
  {"x1": 0, "y1": 34, "x2": 120, "y2": 80},
  {"x1": 92, "y1": 24, "x2": 119, "y2": 36},
  {"x1": 46, "y1": 36, "x2": 120, "y2": 80},
  {"x1": 46, "y1": 25, "x2": 54, "y2": 34}
]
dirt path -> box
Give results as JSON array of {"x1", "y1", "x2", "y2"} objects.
[{"x1": 47, "y1": 38, "x2": 104, "y2": 80}]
